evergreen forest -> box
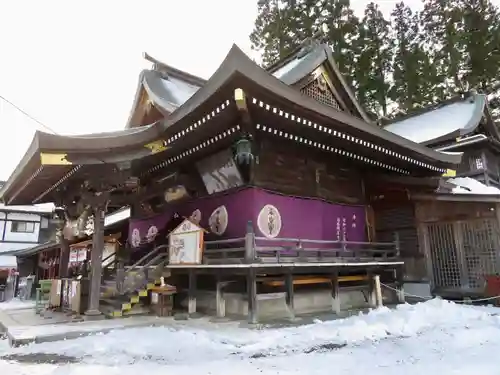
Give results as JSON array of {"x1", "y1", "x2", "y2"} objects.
[{"x1": 250, "y1": 0, "x2": 500, "y2": 121}]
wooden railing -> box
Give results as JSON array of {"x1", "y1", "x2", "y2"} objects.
[
  {"x1": 101, "y1": 245, "x2": 169, "y2": 295},
  {"x1": 202, "y1": 221, "x2": 401, "y2": 265}
]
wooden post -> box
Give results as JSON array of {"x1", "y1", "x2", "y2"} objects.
[
  {"x1": 394, "y1": 232, "x2": 400, "y2": 258},
  {"x1": 85, "y1": 205, "x2": 105, "y2": 318},
  {"x1": 396, "y1": 266, "x2": 405, "y2": 303},
  {"x1": 331, "y1": 269, "x2": 341, "y2": 315},
  {"x1": 284, "y1": 272, "x2": 295, "y2": 318},
  {"x1": 244, "y1": 221, "x2": 256, "y2": 264},
  {"x1": 188, "y1": 269, "x2": 197, "y2": 315},
  {"x1": 59, "y1": 238, "x2": 70, "y2": 278},
  {"x1": 373, "y1": 274, "x2": 383, "y2": 308},
  {"x1": 116, "y1": 262, "x2": 125, "y2": 295},
  {"x1": 247, "y1": 268, "x2": 258, "y2": 324},
  {"x1": 367, "y1": 271, "x2": 376, "y2": 308},
  {"x1": 215, "y1": 274, "x2": 226, "y2": 318}
]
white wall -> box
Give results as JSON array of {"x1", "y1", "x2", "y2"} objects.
[
  {"x1": 0, "y1": 211, "x2": 43, "y2": 254},
  {"x1": 0, "y1": 242, "x2": 35, "y2": 254}
]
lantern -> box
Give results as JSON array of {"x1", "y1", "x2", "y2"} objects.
[{"x1": 234, "y1": 137, "x2": 254, "y2": 165}]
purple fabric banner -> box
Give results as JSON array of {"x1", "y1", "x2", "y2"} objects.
[{"x1": 128, "y1": 187, "x2": 366, "y2": 248}]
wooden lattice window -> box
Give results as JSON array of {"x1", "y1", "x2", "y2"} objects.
[{"x1": 301, "y1": 77, "x2": 341, "y2": 111}]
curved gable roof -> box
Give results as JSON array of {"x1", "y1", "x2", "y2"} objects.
[
  {"x1": 127, "y1": 42, "x2": 371, "y2": 129},
  {"x1": 158, "y1": 44, "x2": 460, "y2": 166},
  {"x1": 125, "y1": 56, "x2": 207, "y2": 128},
  {"x1": 268, "y1": 43, "x2": 370, "y2": 122},
  {"x1": 1, "y1": 44, "x2": 462, "y2": 206},
  {"x1": 384, "y1": 93, "x2": 488, "y2": 145}
]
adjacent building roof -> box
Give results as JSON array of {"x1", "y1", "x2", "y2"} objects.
[
  {"x1": 0, "y1": 203, "x2": 54, "y2": 214},
  {"x1": 1, "y1": 207, "x2": 131, "y2": 258},
  {"x1": 125, "y1": 55, "x2": 207, "y2": 127},
  {"x1": 126, "y1": 41, "x2": 371, "y2": 128},
  {"x1": 0, "y1": 44, "x2": 462, "y2": 206},
  {"x1": 267, "y1": 41, "x2": 370, "y2": 122},
  {"x1": 0, "y1": 255, "x2": 18, "y2": 268},
  {"x1": 384, "y1": 93, "x2": 498, "y2": 146},
  {"x1": 2, "y1": 241, "x2": 59, "y2": 258}
]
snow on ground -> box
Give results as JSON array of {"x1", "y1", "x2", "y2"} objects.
[
  {"x1": 0, "y1": 300, "x2": 35, "y2": 311},
  {"x1": 1, "y1": 299, "x2": 500, "y2": 374}
]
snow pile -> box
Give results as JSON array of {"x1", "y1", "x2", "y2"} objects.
[
  {"x1": 0, "y1": 299, "x2": 35, "y2": 311},
  {"x1": 448, "y1": 177, "x2": 500, "y2": 195},
  {"x1": 3, "y1": 299, "x2": 499, "y2": 366}
]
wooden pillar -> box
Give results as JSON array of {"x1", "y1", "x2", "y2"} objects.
[
  {"x1": 247, "y1": 268, "x2": 257, "y2": 324},
  {"x1": 396, "y1": 266, "x2": 405, "y2": 303},
  {"x1": 331, "y1": 269, "x2": 340, "y2": 314},
  {"x1": 494, "y1": 203, "x2": 500, "y2": 275},
  {"x1": 394, "y1": 232, "x2": 401, "y2": 258},
  {"x1": 188, "y1": 269, "x2": 197, "y2": 315},
  {"x1": 85, "y1": 205, "x2": 105, "y2": 318},
  {"x1": 284, "y1": 272, "x2": 294, "y2": 318},
  {"x1": 215, "y1": 275, "x2": 226, "y2": 318},
  {"x1": 373, "y1": 274, "x2": 383, "y2": 308},
  {"x1": 59, "y1": 237, "x2": 70, "y2": 278},
  {"x1": 244, "y1": 221, "x2": 256, "y2": 263},
  {"x1": 367, "y1": 271, "x2": 376, "y2": 308}
]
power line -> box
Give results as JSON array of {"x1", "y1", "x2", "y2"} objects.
[
  {"x1": 0, "y1": 93, "x2": 110, "y2": 166},
  {"x1": 0, "y1": 94, "x2": 57, "y2": 134}
]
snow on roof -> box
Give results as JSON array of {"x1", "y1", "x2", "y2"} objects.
[
  {"x1": 271, "y1": 53, "x2": 309, "y2": 79},
  {"x1": 142, "y1": 70, "x2": 203, "y2": 113},
  {"x1": 0, "y1": 255, "x2": 17, "y2": 268},
  {"x1": 384, "y1": 95, "x2": 485, "y2": 144},
  {"x1": 104, "y1": 207, "x2": 130, "y2": 227},
  {"x1": 158, "y1": 76, "x2": 201, "y2": 108},
  {"x1": 269, "y1": 45, "x2": 327, "y2": 87},
  {"x1": 0, "y1": 203, "x2": 54, "y2": 214},
  {"x1": 448, "y1": 177, "x2": 500, "y2": 195}
]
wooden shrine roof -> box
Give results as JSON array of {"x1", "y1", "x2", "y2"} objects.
[
  {"x1": 384, "y1": 92, "x2": 500, "y2": 147},
  {"x1": 1, "y1": 45, "x2": 462, "y2": 206},
  {"x1": 267, "y1": 41, "x2": 370, "y2": 122}
]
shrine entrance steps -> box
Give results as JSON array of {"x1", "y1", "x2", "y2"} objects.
[{"x1": 99, "y1": 245, "x2": 169, "y2": 318}]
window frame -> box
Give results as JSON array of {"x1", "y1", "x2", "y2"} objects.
[{"x1": 11, "y1": 221, "x2": 36, "y2": 233}]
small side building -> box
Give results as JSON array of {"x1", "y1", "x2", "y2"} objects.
[
  {"x1": 384, "y1": 92, "x2": 500, "y2": 187},
  {"x1": 0, "y1": 180, "x2": 55, "y2": 272}
]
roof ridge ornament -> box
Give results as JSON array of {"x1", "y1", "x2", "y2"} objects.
[
  {"x1": 298, "y1": 26, "x2": 328, "y2": 56},
  {"x1": 143, "y1": 52, "x2": 171, "y2": 79}
]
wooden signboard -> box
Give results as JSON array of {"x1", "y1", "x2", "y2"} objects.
[
  {"x1": 168, "y1": 219, "x2": 205, "y2": 265},
  {"x1": 49, "y1": 279, "x2": 62, "y2": 308}
]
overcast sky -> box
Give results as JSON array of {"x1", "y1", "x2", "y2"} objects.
[{"x1": 0, "y1": 0, "x2": 485, "y2": 180}]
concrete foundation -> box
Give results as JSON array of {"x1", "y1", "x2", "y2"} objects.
[
  {"x1": 188, "y1": 286, "x2": 398, "y2": 320},
  {"x1": 403, "y1": 282, "x2": 432, "y2": 302},
  {"x1": 0, "y1": 306, "x2": 173, "y2": 347}
]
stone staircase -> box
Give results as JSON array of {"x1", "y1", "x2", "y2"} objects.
[{"x1": 99, "y1": 245, "x2": 169, "y2": 318}]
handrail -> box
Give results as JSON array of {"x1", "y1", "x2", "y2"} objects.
[
  {"x1": 254, "y1": 237, "x2": 395, "y2": 247},
  {"x1": 128, "y1": 244, "x2": 166, "y2": 270},
  {"x1": 114, "y1": 245, "x2": 169, "y2": 294},
  {"x1": 201, "y1": 231, "x2": 400, "y2": 264},
  {"x1": 144, "y1": 252, "x2": 168, "y2": 268},
  {"x1": 205, "y1": 237, "x2": 246, "y2": 245},
  {"x1": 102, "y1": 252, "x2": 115, "y2": 263}
]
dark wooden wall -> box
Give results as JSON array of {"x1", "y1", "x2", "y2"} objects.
[
  {"x1": 253, "y1": 139, "x2": 365, "y2": 204},
  {"x1": 414, "y1": 200, "x2": 500, "y2": 293},
  {"x1": 450, "y1": 144, "x2": 500, "y2": 187},
  {"x1": 371, "y1": 196, "x2": 424, "y2": 281},
  {"x1": 415, "y1": 201, "x2": 497, "y2": 223}
]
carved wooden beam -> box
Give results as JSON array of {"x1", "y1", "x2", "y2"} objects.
[
  {"x1": 234, "y1": 88, "x2": 254, "y2": 134},
  {"x1": 109, "y1": 173, "x2": 191, "y2": 206}
]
